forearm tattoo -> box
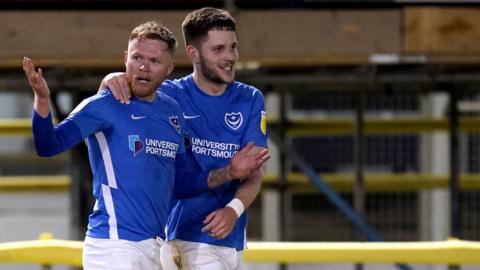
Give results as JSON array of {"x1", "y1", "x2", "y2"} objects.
[{"x1": 207, "y1": 166, "x2": 232, "y2": 189}]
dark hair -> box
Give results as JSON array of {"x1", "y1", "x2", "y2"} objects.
[
  {"x1": 182, "y1": 7, "x2": 236, "y2": 46},
  {"x1": 130, "y1": 21, "x2": 177, "y2": 55}
]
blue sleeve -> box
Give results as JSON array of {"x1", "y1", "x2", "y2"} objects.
[
  {"x1": 32, "y1": 111, "x2": 83, "y2": 157},
  {"x1": 66, "y1": 92, "x2": 116, "y2": 138},
  {"x1": 171, "y1": 105, "x2": 210, "y2": 198},
  {"x1": 159, "y1": 80, "x2": 179, "y2": 99},
  {"x1": 32, "y1": 92, "x2": 116, "y2": 157},
  {"x1": 177, "y1": 109, "x2": 186, "y2": 154},
  {"x1": 172, "y1": 152, "x2": 210, "y2": 199},
  {"x1": 242, "y1": 88, "x2": 268, "y2": 148}
]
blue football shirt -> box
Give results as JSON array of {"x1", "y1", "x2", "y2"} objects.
[
  {"x1": 162, "y1": 75, "x2": 268, "y2": 250},
  {"x1": 33, "y1": 90, "x2": 198, "y2": 241}
]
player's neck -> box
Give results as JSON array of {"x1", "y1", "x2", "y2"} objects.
[
  {"x1": 135, "y1": 93, "x2": 157, "y2": 103},
  {"x1": 192, "y1": 71, "x2": 227, "y2": 96}
]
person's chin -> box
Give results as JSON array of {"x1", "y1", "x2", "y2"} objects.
[
  {"x1": 223, "y1": 76, "x2": 235, "y2": 84},
  {"x1": 219, "y1": 72, "x2": 235, "y2": 84},
  {"x1": 132, "y1": 86, "x2": 153, "y2": 97}
]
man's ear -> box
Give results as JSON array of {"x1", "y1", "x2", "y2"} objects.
[
  {"x1": 186, "y1": 45, "x2": 199, "y2": 64},
  {"x1": 124, "y1": 50, "x2": 128, "y2": 65},
  {"x1": 167, "y1": 60, "x2": 175, "y2": 76}
]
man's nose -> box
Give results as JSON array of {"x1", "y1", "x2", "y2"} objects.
[
  {"x1": 224, "y1": 48, "x2": 237, "y2": 62},
  {"x1": 225, "y1": 50, "x2": 235, "y2": 61},
  {"x1": 139, "y1": 61, "x2": 149, "y2": 71}
]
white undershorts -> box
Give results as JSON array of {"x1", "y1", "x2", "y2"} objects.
[
  {"x1": 160, "y1": 239, "x2": 244, "y2": 270},
  {"x1": 83, "y1": 236, "x2": 163, "y2": 270}
]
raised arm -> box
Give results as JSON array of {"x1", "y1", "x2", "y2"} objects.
[
  {"x1": 24, "y1": 57, "x2": 94, "y2": 157},
  {"x1": 23, "y1": 57, "x2": 51, "y2": 117}
]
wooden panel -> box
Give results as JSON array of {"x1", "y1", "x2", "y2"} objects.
[
  {"x1": 0, "y1": 11, "x2": 189, "y2": 67},
  {"x1": 236, "y1": 10, "x2": 401, "y2": 59},
  {"x1": 0, "y1": 10, "x2": 401, "y2": 68},
  {"x1": 405, "y1": 7, "x2": 480, "y2": 53}
]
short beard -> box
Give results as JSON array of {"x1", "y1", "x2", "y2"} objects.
[
  {"x1": 131, "y1": 83, "x2": 153, "y2": 100},
  {"x1": 199, "y1": 53, "x2": 231, "y2": 85}
]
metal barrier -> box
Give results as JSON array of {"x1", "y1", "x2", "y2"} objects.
[
  {"x1": 3, "y1": 117, "x2": 480, "y2": 137},
  {"x1": 1, "y1": 238, "x2": 480, "y2": 266},
  {"x1": 3, "y1": 174, "x2": 480, "y2": 193},
  {"x1": 0, "y1": 176, "x2": 70, "y2": 192}
]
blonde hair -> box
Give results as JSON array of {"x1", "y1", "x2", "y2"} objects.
[{"x1": 130, "y1": 21, "x2": 177, "y2": 54}]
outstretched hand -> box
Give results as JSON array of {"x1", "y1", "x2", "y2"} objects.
[
  {"x1": 228, "y1": 142, "x2": 269, "y2": 180},
  {"x1": 202, "y1": 207, "x2": 238, "y2": 239},
  {"x1": 23, "y1": 57, "x2": 50, "y2": 98}
]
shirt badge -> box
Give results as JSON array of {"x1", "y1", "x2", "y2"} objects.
[
  {"x1": 168, "y1": 115, "x2": 181, "y2": 133},
  {"x1": 169, "y1": 116, "x2": 181, "y2": 134},
  {"x1": 225, "y1": 112, "x2": 243, "y2": 130}
]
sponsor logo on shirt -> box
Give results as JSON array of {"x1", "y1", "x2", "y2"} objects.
[
  {"x1": 128, "y1": 135, "x2": 144, "y2": 156},
  {"x1": 128, "y1": 135, "x2": 179, "y2": 158},
  {"x1": 225, "y1": 112, "x2": 243, "y2": 130},
  {"x1": 190, "y1": 137, "x2": 240, "y2": 159}
]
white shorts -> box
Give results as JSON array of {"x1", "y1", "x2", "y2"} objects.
[
  {"x1": 160, "y1": 239, "x2": 244, "y2": 270},
  {"x1": 83, "y1": 236, "x2": 163, "y2": 270}
]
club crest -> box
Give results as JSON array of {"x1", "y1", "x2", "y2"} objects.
[
  {"x1": 169, "y1": 115, "x2": 181, "y2": 134},
  {"x1": 225, "y1": 112, "x2": 243, "y2": 130}
]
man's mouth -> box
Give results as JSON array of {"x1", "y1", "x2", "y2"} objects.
[
  {"x1": 136, "y1": 76, "x2": 151, "y2": 84},
  {"x1": 220, "y1": 64, "x2": 233, "y2": 72}
]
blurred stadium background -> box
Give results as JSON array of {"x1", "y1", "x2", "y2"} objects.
[{"x1": 2, "y1": 0, "x2": 480, "y2": 269}]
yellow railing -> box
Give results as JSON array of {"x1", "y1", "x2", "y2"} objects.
[
  {"x1": 0, "y1": 239, "x2": 83, "y2": 267},
  {"x1": 245, "y1": 239, "x2": 480, "y2": 264},
  {"x1": 4, "y1": 117, "x2": 480, "y2": 137},
  {"x1": 1, "y1": 238, "x2": 480, "y2": 266},
  {"x1": 0, "y1": 176, "x2": 70, "y2": 192},
  {"x1": 3, "y1": 173, "x2": 480, "y2": 193},
  {"x1": 0, "y1": 119, "x2": 32, "y2": 137},
  {"x1": 263, "y1": 173, "x2": 480, "y2": 192},
  {"x1": 278, "y1": 117, "x2": 480, "y2": 136}
]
